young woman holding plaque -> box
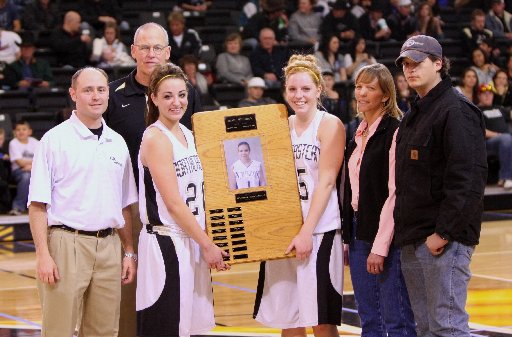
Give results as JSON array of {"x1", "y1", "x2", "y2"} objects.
[
  {"x1": 253, "y1": 54, "x2": 345, "y2": 337},
  {"x1": 343, "y1": 63, "x2": 416, "y2": 336},
  {"x1": 229, "y1": 141, "x2": 267, "y2": 189},
  {"x1": 136, "y1": 63, "x2": 229, "y2": 337}
]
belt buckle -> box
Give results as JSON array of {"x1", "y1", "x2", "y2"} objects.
[{"x1": 97, "y1": 229, "x2": 103, "y2": 238}]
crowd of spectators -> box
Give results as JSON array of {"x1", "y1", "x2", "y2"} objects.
[{"x1": 2, "y1": 0, "x2": 512, "y2": 212}]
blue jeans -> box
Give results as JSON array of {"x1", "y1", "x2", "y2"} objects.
[
  {"x1": 400, "y1": 241, "x2": 474, "y2": 337},
  {"x1": 349, "y1": 219, "x2": 416, "y2": 336},
  {"x1": 12, "y1": 168, "x2": 30, "y2": 211},
  {"x1": 486, "y1": 133, "x2": 512, "y2": 180}
]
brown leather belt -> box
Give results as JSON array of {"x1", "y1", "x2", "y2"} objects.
[{"x1": 52, "y1": 224, "x2": 114, "y2": 238}]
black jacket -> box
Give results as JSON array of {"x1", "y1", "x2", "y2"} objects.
[
  {"x1": 50, "y1": 28, "x2": 89, "y2": 68},
  {"x1": 79, "y1": 0, "x2": 122, "y2": 31},
  {"x1": 394, "y1": 77, "x2": 487, "y2": 247},
  {"x1": 242, "y1": 12, "x2": 288, "y2": 43},
  {"x1": 104, "y1": 69, "x2": 202, "y2": 181},
  {"x1": 320, "y1": 11, "x2": 360, "y2": 44},
  {"x1": 249, "y1": 45, "x2": 289, "y2": 81},
  {"x1": 21, "y1": 2, "x2": 59, "y2": 31},
  {"x1": 342, "y1": 115, "x2": 399, "y2": 244},
  {"x1": 169, "y1": 30, "x2": 201, "y2": 64}
]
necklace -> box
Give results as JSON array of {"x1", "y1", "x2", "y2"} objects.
[{"x1": 362, "y1": 127, "x2": 369, "y2": 138}]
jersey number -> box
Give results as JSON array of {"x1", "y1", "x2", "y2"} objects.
[
  {"x1": 185, "y1": 182, "x2": 205, "y2": 215},
  {"x1": 297, "y1": 168, "x2": 309, "y2": 201}
]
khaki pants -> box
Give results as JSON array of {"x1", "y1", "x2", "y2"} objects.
[
  {"x1": 38, "y1": 227, "x2": 122, "y2": 337},
  {"x1": 119, "y1": 203, "x2": 142, "y2": 337}
]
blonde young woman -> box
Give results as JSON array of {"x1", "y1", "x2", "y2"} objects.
[
  {"x1": 136, "y1": 63, "x2": 229, "y2": 337},
  {"x1": 343, "y1": 63, "x2": 416, "y2": 336},
  {"x1": 253, "y1": 54, "x2": 345, "y2": 337}
]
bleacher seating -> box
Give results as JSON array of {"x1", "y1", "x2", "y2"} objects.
[
  {"x1": 377, "y1": 41, "x2": 403, "y2": 60},
  {"x1": 151, "y1": 1, "x2": 177, "y2": 11},
  {"x1": 195, "y1": 26, "x2": 239, "y2": 54},
  {"x1": 52, "y1": 68, "x2": 77, "y2": 89},
  {"x1": 35, "y1": 49, "x2": 58, "y2": 67},
  {"x1": 210, "y1": 0, "x2": 241, "y2": 10},
  {"x1": 264, "y1": 87, "x2": 284, "y2": 104},
  {"x1": 33, "y1": 89, "x2": 71, "y2": 114},
  {"x1": 139, "y1": 11, "x2": 167, "y2": 28},
  {"x1": 122, "y1": 0, "x2": 152, "y2": 11},
  {"x1": 211, "y1": 83, "x2": 245, "y2": 108},
  {"x1": 0, "y1": 113, "x2": 14, "y2": 150},
  {"x1": 15, "y1": 112, "x2": 59, "y2": 140},
  {"x1": 7, "y1": 0, "x2": 492, "y2": 111},
  {"x1": 0, "y1": 91, "x2": 33, "y2": 122},
  {"x1": 203, "y1": 9, "x2": 236, "y2": 26}
]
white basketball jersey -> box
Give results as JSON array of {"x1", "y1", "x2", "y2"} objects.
[
  {"x1": 232, "y1": 159, "x2": 262, "y2": 188},
  {"x1": 138, "y1": 121, "x2": 205, "y2": 234},
  {"x1": 290, "y1": 110, "x2": 341, "y2": 234}
]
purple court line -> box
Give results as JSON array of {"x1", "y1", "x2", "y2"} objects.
[
  {"x1": 0, "y1": 312, "x2": 78, "y2": 337},
  {"x1": 211, "y1": 281, "x2": 358, "y2": 314},
  {"x1": 17, "y1": 242, "x2": 36, "y2": 248},
  {"x1": 212, "y1": 281, "x2": 256, "y2": 293},
  {"x1": 0, "y1": 312, "x2": 40, "y2": 328}
]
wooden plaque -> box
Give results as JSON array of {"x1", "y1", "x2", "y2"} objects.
[{"x1": 192, "y1": 104, "x2": 303, "y2": 264}]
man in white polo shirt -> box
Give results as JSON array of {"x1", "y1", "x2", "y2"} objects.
[{"x1": 28, "y1": 67, "x2": 138, "y2": 337}]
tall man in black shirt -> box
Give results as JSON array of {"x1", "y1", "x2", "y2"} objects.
[
  {"x1": 394, "y1": 35, "x2": 487, "y2": 337},
  {"x1": 105, "y1": 22, "x2": 202, "y2": 179},
  {"x1": 104, "y1": 22, "x2": 202, "y2": 337}
]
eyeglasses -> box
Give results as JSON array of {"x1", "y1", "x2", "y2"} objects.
[{"x1": 133, "y1": 44, "x2": 168, "y2": 55}]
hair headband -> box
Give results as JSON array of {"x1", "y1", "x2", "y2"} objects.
[
  {"x1": 292, "y1": 66, "x2": 320, "y2": 83},
  {"x1": 156, "y1": 73, "x2": 181, "y2": 86}
]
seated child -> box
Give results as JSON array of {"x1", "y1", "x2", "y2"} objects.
[{"x1": 9, "y1": 121, "x2": 39, "y2": 215}]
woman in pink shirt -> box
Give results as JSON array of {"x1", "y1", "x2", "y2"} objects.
[{"x1": 342, "y1": 63, "x2": 416, "y2": 336}]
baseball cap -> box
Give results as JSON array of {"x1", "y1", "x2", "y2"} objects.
[
  {"x1": 16, "y1": 32, "x2": 36, "y2": 47},
  {"x1": 369, "y1": 2, "x2": 386, "y2": 12},
  {"x1": 247, "y1": 77, "x2": 267, "y2": 88},
  {"x1": 398, "y1": 0, "x2": 412, "y2": 6},
  {"x1": 331, "y1": 0, "x2": 351, "y2": 10},
  {"x1": 395, "y1": 35, "x2": 443, "y2": 66}
]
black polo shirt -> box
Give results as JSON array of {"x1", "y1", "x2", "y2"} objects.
[{"x1": 104, "y1": 69, "x2": 202, "y2": 180}]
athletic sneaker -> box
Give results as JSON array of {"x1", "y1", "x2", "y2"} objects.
[
  {"x1": 504, "y1": 180, "x2": 512, "y2": 190},
  {"x1": 8, "y1": 209, "x2": 22, "y2": 216}
]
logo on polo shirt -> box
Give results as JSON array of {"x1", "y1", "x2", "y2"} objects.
[{"x1": 110, "y1": 156, "x2": 122, "y2": 167}]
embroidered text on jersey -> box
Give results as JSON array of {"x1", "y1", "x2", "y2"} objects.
[
  {"x1": 293, "y1": 143, "x2": 320, "y2": 162},
  {"x1": 174, "y1": 155, "x2": 203, "y2": 178}
]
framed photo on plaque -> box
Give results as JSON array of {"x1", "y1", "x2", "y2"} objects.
[{"x1": 192, "y1": 104, "x2": 303, "y2": 264}]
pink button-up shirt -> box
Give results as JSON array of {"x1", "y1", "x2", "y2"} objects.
[{"x1": 347, "y1": 117, "x2": 398, "y2": 257}]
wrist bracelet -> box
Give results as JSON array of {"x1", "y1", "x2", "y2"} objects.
[{"x1": 124, "y1": 252, "x2": 137, "y2": 262}]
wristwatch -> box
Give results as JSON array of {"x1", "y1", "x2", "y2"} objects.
[
  {"x1": 438, "y1": 233, "x2": 450, "y2": 241},
  {"x1": 124, "y1": 252, "x2": 138, "y2": 262}
]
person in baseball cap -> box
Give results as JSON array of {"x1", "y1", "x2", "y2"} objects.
[
  {"x1": 393, "y1": 32, "x2": 487, "y2": 337},
  {"x1": 395, "y1": 34, "x2": 442, "y2": 66},
  {"x1": 238, "y1": 77, "x2": 276, "y2": 107}
]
